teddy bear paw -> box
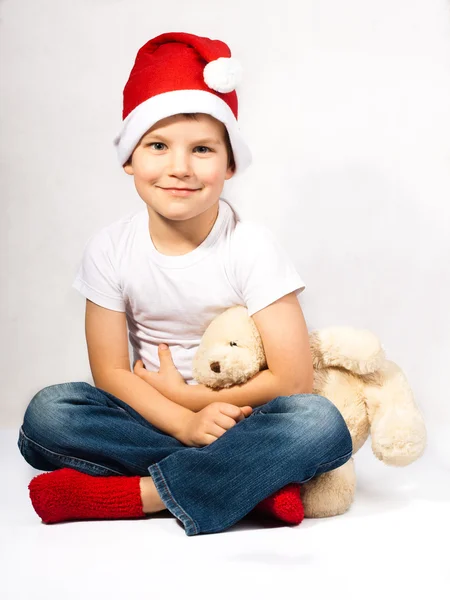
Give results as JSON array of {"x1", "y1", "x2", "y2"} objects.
[{"x1": 371, "y1": 412, "x2": 427, "y2": 466}]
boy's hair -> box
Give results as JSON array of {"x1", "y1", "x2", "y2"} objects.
[{"x1": 125, "y1": 113, "x2": 236, "y2": 172}]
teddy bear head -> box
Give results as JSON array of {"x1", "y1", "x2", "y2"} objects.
[{"x1": 192, "y1": 306, "x2": 267, "y2": 389}]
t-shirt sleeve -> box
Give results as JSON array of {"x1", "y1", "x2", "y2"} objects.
[
  {"x1": 72, "y1": 228, "x2": 126, "y2": 312},
  {"x1": 232, "y1": 222, "x2": 306, "y2": 317}
]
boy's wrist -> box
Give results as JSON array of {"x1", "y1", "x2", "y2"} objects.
[{"x1": 171, "y1": 404, "x2": 195, "y2": 444}]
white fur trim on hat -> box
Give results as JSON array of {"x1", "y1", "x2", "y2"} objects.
[
  {"x1": 203, "y1": 57, "x2": 243, "y2": 93},
  {"x1": 113, "y1": 89, "x2": 252, "y2": 175}
]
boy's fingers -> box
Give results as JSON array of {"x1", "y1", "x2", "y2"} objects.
[
  {"x1": 219, "y1": 404, "x2": 242, "y2": 420},
  {"x1": 218, "y1": 404, "x2": 252, "y2": 423},
  {"x1": 240, "y1": 406, "x2": 252, "y2": 417},
  {"x1": 214, "y1": 414, "x2": 240, "y2": 430}
]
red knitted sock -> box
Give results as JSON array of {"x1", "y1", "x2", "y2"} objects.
[
  {"x1": 28, "y1": 467, "x2": 147, "y2": 524},
  {"x1": 253, "y1": 483, "x2": 304, "y2": 525}
]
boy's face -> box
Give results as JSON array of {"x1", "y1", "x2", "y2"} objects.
[{"x1": 124, "y1": 113, "x2": 234, "y2": 222}]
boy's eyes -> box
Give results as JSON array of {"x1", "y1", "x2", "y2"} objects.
[
  {"x1": 147, "y1": 142, "x2": 212, "y2": 154},
  {"x1": 194, "y1": 146, "x2": 212, "y2": 154},
  {"x1": 147, "y1": 142, "x2": 166, "y2": 151}
]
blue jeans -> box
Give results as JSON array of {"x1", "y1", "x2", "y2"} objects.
[{"x1": 17, "y1": 382, "x2": 353, "y2": 536}]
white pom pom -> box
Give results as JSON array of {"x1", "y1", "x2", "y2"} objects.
[{"x1": 203, "y1": 57, "x2": 243, "y2": 93}]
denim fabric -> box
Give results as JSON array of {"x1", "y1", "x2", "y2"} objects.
[{"x1": 18, "y1": 382, "x2": 353, "y2": 536}]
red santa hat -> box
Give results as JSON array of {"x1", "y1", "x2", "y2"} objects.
[{"x1": 113, "y1": 32, "x2": 252, "y2": 174}]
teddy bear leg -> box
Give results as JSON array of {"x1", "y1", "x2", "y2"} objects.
[{"x1": 302, "y1": 457, "x2": 356, "y2": 518}]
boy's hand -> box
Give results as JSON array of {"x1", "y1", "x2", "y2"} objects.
[
  {"x1": 133, "y1": 344, "x2": 187, "y2": 400},
  {"x1": 176, "y1": 402, "x2": 253, "y2": 447}
]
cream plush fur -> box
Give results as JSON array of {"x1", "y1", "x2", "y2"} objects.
[{"x1": 192, "y1": 306, "x2": 427, "y2": 517}]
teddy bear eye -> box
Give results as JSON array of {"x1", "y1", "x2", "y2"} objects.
[{"x1": 230, "y1": 341, "x2": 238, "y2": 347}]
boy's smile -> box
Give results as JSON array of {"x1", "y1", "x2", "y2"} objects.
[
  {"x1": 157, "y1": 187, "x2": 202, "y2": 196},
  {"x1": 124, "y1": 113, "x2": 234, "y2": 255}
]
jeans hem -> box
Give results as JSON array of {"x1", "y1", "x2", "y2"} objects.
[
  {"x1": 148, "y1": 462, "x2": 200, "y2": 536},
  {"x1": 317, "y1": 450, "x2": 353, "y2": 473}
]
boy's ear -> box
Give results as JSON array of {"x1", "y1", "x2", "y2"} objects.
[
  {"x1": 225, "y1": 166, "x2": 235, "y2": 181},
  {"x1": 123, "y1": 162, "x2": 134, "y2": 175}
]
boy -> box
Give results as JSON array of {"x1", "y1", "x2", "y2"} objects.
[{"x1": 19, "y1": 33, "x2": 352, "y2": 536}]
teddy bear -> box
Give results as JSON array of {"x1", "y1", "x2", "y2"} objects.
[{"x1": 192, "y1": 305, "x2": 427, "y2": 518}]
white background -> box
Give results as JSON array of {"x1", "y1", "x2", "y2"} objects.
[{"x1": 1, "y1": 0, "x2": 449, "y2": 471}]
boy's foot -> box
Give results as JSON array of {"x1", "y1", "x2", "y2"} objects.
[
  {"x1": 29, "y1": 469, "x2": 304, "y2": 527},
  {"x1": 252, "y1": 483, "x2": 304, "y2": 525},
  {"x1": 28, "y1": 467, "x2": 147, "y2": 524}
]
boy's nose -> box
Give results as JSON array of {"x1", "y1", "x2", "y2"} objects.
[{"x1": 168, "y1": 153, "x2": 193, "y2": 177}]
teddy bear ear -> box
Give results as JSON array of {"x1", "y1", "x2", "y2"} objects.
[{"x1": 310, "y1": 327, "x2": 385, "y2": 374}]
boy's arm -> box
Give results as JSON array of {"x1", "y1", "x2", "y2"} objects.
[
  {"x1": 96, "y1": 368, "x2": 193, "y2": 441},
  {"x1": 173, "y1": 292, "x2": 314, "y2": 412},
  {"x1": 83, "y1": 299, "x2": 192, "y2": 441},
  {"x1": 175, "y1": 369, "x2": 300, "y2": 412}
]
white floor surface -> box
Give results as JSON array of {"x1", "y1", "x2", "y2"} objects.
[{"x1": 2, "y1": 428, "x2": 449, "y2": 600}]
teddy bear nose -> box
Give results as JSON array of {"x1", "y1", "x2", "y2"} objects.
[{"x1": 210, "y1": 361, "x2": 221, "y2": 373}]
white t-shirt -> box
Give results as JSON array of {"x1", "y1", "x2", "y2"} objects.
[{"x1": 72, "y1": 198, "x2": 306, "y2": 385}]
